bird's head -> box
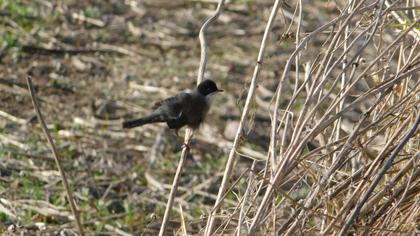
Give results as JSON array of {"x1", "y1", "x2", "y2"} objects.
[{"x1": 197, "y1": 79, "x2": 223, "y2": 96}]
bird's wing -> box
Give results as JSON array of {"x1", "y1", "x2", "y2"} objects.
[{"x1": 153, "y1": 92, "x2": 192, "y2": 119}]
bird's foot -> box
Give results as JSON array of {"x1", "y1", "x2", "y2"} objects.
[{"x1": 181, "y1": 142, "x2": 191, "y2": 150}]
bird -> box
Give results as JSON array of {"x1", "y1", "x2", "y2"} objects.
[{"x1": 122, "y1": 79, "x2": 223, "y2": 134}]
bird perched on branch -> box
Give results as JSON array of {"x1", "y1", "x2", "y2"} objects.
[{"x1": 122, "y1": 79, "x2": 223, "y2": 134}]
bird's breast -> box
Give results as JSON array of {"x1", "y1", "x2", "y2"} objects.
[{"x1": 185, "y1": 94, "x2": 209, "y2": 129}]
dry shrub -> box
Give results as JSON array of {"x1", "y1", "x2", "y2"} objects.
[{"x1": 204, "y1": 0, "x2": 419, "y2": 235}]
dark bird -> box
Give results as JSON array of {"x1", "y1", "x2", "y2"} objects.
[{"x1": 122, "y1": 80, "x2": 223, "y2": 134}]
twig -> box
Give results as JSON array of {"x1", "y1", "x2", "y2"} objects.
[
  {"x1": 205, "y1": 0, "x2": 282, "y2": 235},
  {"x1": 0, "y1": 133, "x2": 29, "y2": 150},
  {"x1": 385, "y1": 0, "x2": 420, "y2": 39},
  {"x1": 158, "y1": 1, "x2": 226, "y2": 235},
  {"x1": 338, "y1": 112, "x2": 420, "y2": 236},
  {"x1": 21, "y1": 43, "x2": 137, "y2": 57},
  {"x1": 71, "y1": 12, "x2": 105, "y2": 27},
  {"x1": 158, "y1": 135, "x2": 190, "y2": 236},
  {"x1": 25, "y1": 76, "x2": 85, "y2": 236},
  {"x1": 179, "y1": 203, "x2": 188, "y2": 236},
  {"x1": 0, "y1": 110, "x2": 26, "y2": 124},
  {"x1": 197, "y1": 0, "x2": 226, "y2": 83},
  {"x1": 102, "y1": 223, "x2": 133, "y2": 236},
  {"x1": 237, "y1": 161, "x2": 257, "y2": 236}
]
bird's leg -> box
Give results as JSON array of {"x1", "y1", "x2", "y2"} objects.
[
  {"x1": 173, "y1": 129, "x2": 189, "y2": 148},
  {"x1": 181, "y1": 142, "x2": 190, "y2": 150},
  {"x1": 181, "y1": 130, "x2": 194, "y2": 150}
]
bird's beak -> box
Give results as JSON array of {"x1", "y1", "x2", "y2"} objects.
[{"x1": 217, "y1": 89, "x2": 224, "y2": 92}]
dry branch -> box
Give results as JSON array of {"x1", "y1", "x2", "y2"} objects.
[
  {"x1": 339, "y1": 113, "x2": 420, "y2": 235},
  {"x1": 25, "y1": 76, "x2": 85, "y2": 236},
  {"x1": 158, "y1": 0, "x2": 226, "y2": 235},
  {"x1": 205, "y1": 0, "x2": 284, "y2": 235},
  {"x1": 200, "y1": 0, "x2": 419, "y2": 235}
]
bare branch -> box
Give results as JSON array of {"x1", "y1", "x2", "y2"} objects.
[
  {"x1": 26, "y1": 76, "x2": 85, "y2": 236},
  {"x1": 159, "y1": 1, "x2": 226, "y2": 235}
]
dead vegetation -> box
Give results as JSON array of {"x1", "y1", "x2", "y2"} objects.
[{"x1": 0, "y1": 0, "x2": 419, "y2": 235}]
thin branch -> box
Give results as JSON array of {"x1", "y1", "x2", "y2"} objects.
[
  {"x1": 158, "y1": 1, "x2": 226, "y2": 235},
  {"x1": 339, "y1": 112, "x2": 420, "y2": 236},
  {"x1": 197, "y1": 0, "x2": 226, "y2": 84},
  {"x1": 158, "y1": 135, "x2": 191, "y2": 236},
  {"x1": 25, "y1": 76, "x2": 85, "y2": 236},
  {"x1": 205, "y1": 0, "x2": 283, "y2": 235}
]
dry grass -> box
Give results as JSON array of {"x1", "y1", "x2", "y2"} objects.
[{"x1": 0, "y1": 0, "x2": 419, "y2": 235}]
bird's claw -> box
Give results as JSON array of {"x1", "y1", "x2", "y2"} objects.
[{"x1": 182, "y1": 142, "x2": 190, "y2": 150}]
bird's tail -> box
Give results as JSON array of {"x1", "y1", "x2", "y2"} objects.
[{"x1": 122, "y1": 113, "x2": 164, "y2": 128}]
